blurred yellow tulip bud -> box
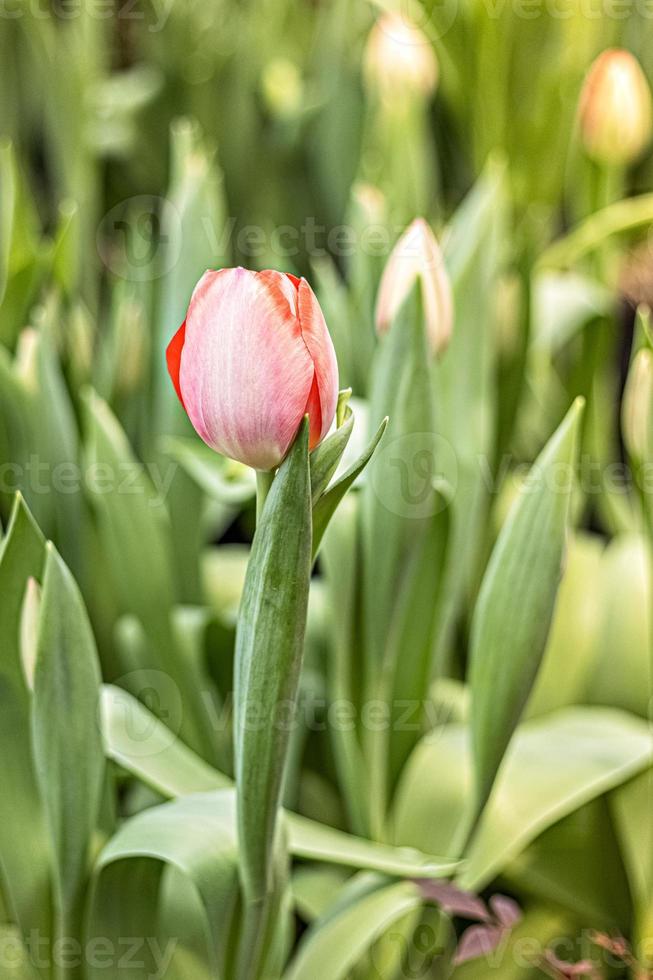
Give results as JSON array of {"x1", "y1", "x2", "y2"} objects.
[
  {"x1": 364, "y1": 12, "x2": 438, "y2": 102},
  {"x1": 351, "y1": 182, "x2": 387, "y2": 226},
  {"x1": 261, "y1": 58, "x2": 304, "y2": 120},
  {"x1": 622, "y1": 346, "x2": 653, "y2": 464},
  {"x1": 114, "y1": 296, "x2": 150, "y2": 397},
  {"x1": 375, "y1": 218, "x2": 453, "y2": 356},
  {"x1": 68, "y1": 304, "x2": 96, "y2": 388},
  {"x1": 15, "y1": 328, "x2": 39, "y2": 390},
  {"x1": 579, "y1": 49, "x2": 653, "y2": 167}
]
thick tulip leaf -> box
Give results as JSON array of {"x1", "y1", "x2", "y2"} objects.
[
  {"x1": 0, "y1": 927, "x2": 41, "y2": 979},
  {"x1": 434, "y1": 162, "x2": 508, "y2": 674},
  {"x1": 83, "y1": 388, "x2": 177, "y2": 618},
  {"x1": 362, "y1": 284, "x2": 436, "y2": 671},
  {"x1": 309, "y1": 396, "x2": 354, "y2": 503},
  {"x1": 284, "y1": 877, "x2": 424, "y2": 980},
  {"x1": 611, "y1": 768, "x2": 653, "y2": 952},
  {"x1": 32, "y1": 543, "x2": 105, "y2": 949},
  {"x1": 504, "y1": 800, "x2": 632, "y2": 931},
  {"x1": 101, "y1": 685, "x2": 457, "y2": 880},
  {"x1": 88, "y1": 791, "x2": 242, "y2": 980},
  {"x1": 100, "y1": 685, "x2": 230, "y2": 796},
  {"x1": 288, "y1": 816, "x2": 457, "y2": 879},
  {"x1": 234, "y1": 418, "x2": 312, "y2": 901},
  {"x1": 292, "y1": 867, "x2": 351, "y2": 923},
  {"x1": 0, "y1": 496, "x2": 51, "y2": 956},
  {"x1": 390, "y1": 723, "x2": 469, "y2": 860},
  {"x1": 462, "y1": 708, "x2": 653, "y2": 890},
  {"x1": 468, "y1": 398, "x2": 583, "y2": 821},
  {"x1": 524, "y1": 532, "x2": 604, "y2": 719},
  {"x1": 585, "y1": 534, "x2": 651, "y2": 718},
  {"x1": 392, "y1": 707, "x2": 653, "y2": 892},
  {"x1": 83, "y1": 389, "x2": 215, "y2": 760},
  {"x1": 312, "y1": 415, "x2": 387, "y2": 558},
  {"x1": 319, "y1": 495, "x2": 370, "y2": 835}
]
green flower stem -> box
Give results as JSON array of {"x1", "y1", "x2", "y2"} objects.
[
  {"x1": 538, "y1": 190, "x2": 653, "y2": 271},
  {"x1": 255, "y1": 468, "x2": 275, "y2": 524}
]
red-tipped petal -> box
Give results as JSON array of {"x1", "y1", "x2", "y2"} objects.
[
  {"x1": 166, "y1": 320, "x2": 187, "y2": 409},
  {"x1": 296, "y1": 278, "x2": 339, "y2": 445}
]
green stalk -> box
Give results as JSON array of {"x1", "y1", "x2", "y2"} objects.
[
  {"x1": 234, "y1": 422, "x2": 312, "y2": 977},
  {"x1": 256, "y1": 469, "x2": 275, "y2": 523}
]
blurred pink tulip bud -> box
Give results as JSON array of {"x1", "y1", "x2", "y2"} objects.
[
  {"x1": 364, "y1": 12, "x2": 438, "y2": 102},
  {"x1": 375, "y1": 218, "x2": 453, "y2": 356},
  {"x1": 579, "y1": 49, "x2": 652, "y2": 166},
  {"x1": 167, "y1": 267, "x2": 339, "y2": 470}
]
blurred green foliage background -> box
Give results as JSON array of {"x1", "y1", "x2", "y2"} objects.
[{"x1": 4, "y1": 1, "x2": 653, "y2": 977}]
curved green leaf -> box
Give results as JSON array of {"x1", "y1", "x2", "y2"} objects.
[
  {"x1": 32, "y1": 543, "x2": 105, "y2": 962},
  {"x1": 101, "y1": 685, "x2": 457, "y2": 880},
  {"x1": 0, "y1": 496, "x2": 50, "y2": 959},
  {"x1": 469, "y1": 399, "x2": 583, "y2": 821},
  {"x1": 284, "y1": 878, "x2": 423, "y2": 980}
]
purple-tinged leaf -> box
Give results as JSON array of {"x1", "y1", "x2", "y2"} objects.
[
  {"x1": 489, "y1": 894, "x2": 522, "y2": 927},
  {"x1": 417, "y1": 880, "x2": 490, "y2": 921},
  {"x1": 454, "y1": 925, "x2": 505, "y2": 965}
]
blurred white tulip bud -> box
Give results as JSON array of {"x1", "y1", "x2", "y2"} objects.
[
  {"x1": 261, "y1": 58, "x2": 304, "y2": 120},
  {"x1": 375, "y1": 218, "x2": 453, "y2": 356},
  {"x1": 364, "y1": 12, "x2": 438, "y2": 102},
  {"x1": 622, "y1": 346, "x2": 653, "y2": 464},
  {"x1": 579, "y1": 49, "x2": 653, "y2": 167},
  {"x1": 20, "y1": 577, "x2": 41, "y2": 692}
]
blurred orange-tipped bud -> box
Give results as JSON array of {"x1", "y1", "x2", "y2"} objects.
[
  {"x1": 579, "y1": 49, "x2": 652, "y2": 166},
  {"x1": 622, "y1": 345, "x2": 653, "y2": 463},
  {"x1": 375, "y1": 218, "x2": 453, "y2": 357},
  {"x1": 364, "y1": 12, "x2": 438, "y2": 102}
]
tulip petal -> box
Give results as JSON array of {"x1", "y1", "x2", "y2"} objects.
[
  {"x1": 179, "y1": 268, "x2": 315, "y2": 470},
  {"x1": 296, "y1": 278, "x2": 339, "y2": 445},
  {"x1": 166, "y1": 320, "x2": 187, "y2": 409}
]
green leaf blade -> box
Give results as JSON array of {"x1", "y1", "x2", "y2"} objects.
[{"x1": 469, "y1": 398, "x2": 584, "y2": 823}]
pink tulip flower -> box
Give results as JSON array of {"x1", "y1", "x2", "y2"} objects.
[{"x1": 167, "y1": 267, "x2": 339, "y2": 470}]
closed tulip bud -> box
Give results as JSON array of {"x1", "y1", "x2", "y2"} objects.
[
  {"x1": 579, "y1": 49, "x2": 653, "y2": 167},
  {"x1": 622, "y1": 347, "x2": 653, "y2": 464},
  {"x1": 375, "y1": 218, "x2": 453, "y2": 356},
  {"x1": 261, "y1": 58, "x2": 304, "y2": 120},
  {"x1": 364, "y1": 12, "x2": 438, "y2": 102},
  {"x1": 113, "y1": 296, "x2": 149, "y2": 397},
  {"x1": 167, "y1": 267, "x2": 339, "y2": 471}
]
